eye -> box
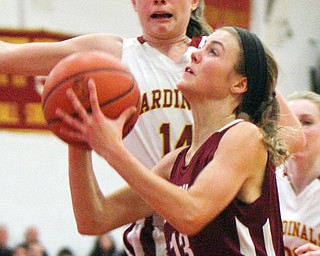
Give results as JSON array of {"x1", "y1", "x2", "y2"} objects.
[
  {"x1": 301, "y1": 119, "x2": 313, "y2": 127},
  {"x1": 210, "y1": 49, "x2": 218, "y2": 55},
  {"x1": 207, "y1": 47, "x2": 218, "y2": 56}
]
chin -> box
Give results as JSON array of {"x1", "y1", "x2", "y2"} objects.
[
  {"x1": 177, "y1": 77, "x2": 191, "y2": 90},
  {"x1": 176, "y1": 80, "x2": 184, "y2": 90}
]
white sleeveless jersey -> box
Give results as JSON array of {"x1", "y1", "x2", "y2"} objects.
[
  {"x1": 122, "y1": 37, "x2": 205, "y2": 169},
  {"x1": 120, "y1": 37, "x2": 205, "y2": 256},
  {"x1": 276, "y1": 169, "x2": 320, "y2": 256}
]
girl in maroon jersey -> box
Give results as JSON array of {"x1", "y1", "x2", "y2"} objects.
[{"x1": 57, "y1": 26, "x2": 303, "y2": 255}]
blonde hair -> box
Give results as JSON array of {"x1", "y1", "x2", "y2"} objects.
[{"x1": 288, "y1": 91, "x2": 320, "y2": 113}]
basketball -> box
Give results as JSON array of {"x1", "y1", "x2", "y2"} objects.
[{"x1": 41, "y1": 50, "x2": 141, "y2": 147}]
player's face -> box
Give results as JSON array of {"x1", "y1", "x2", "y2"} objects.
[
  {"x1": 131, "y1": 0, "x2": 199, "y2": 40},
  {"x1": 288, "y1": 99, "x2": 320, "y2": 162},
  {"x1": 178, "y1": 29, "x2": 244, "y2": 101}
]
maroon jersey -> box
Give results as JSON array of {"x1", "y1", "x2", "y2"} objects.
[{"x1": 164, "y1": 121, "x2": 284, "y2": 256}]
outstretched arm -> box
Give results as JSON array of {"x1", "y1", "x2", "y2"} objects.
[{"x1": 0, "y1": 33, "x2": 123, "y2": 76}]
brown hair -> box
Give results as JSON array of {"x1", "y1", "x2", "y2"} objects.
[
  {"x1": 187, "y1": 0, "x2": 213, "y2": 37},
  {"x1": 221, "y1": 26, "x2": 288, "y2": 164}
]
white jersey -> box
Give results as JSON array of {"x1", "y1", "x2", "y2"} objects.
[
  {"x1": 276, "y1": 168, "x2": 320, "y2": 256},
  {"x1": 122, "y1": 37, "x2": 204, "y2": 169},
  {"x1": 120, "y1": 37, "x2": 205, "y2": 256}
]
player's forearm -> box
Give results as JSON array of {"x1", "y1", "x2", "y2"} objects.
[
  {"x1": 103, "y1": 144, "x2": 205, "y2": 235},
  {"x1": 68, "y1": 145, "x2": 154, "y2": 234},
  {"x1": 68, "y1": 145, "x2": 110, "y2": 234},
  {"x1": 0, "y1": 41, "x2": 64, "y2": 76}
]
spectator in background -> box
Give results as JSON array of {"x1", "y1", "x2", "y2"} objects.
[
  {"x1": 22, "y1": 227, "x2": 38, "y2": 247},
  {"x1": 12, "y1": 244, "x2": 27, "y2": 256},
  {"x1": 89, "y1": 233, "x2": 118, "y2": 256},
  {"x1": 277, "y1": 91, "x2": 320, "y2": 255},
  {"x1": 56, "y1": 247, "x2": 74, "y2": 256},
  {"x1": 0, "y1": 225, "x2": 12, "y2": 256},
  {"x1": 22, "y1": 227, "x2": 47, "y2": 256},
  {"x1": 26, "y1": 241, "x2": 45, "y2": 256}
]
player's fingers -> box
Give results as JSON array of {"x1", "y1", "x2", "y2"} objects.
[
  {"x1": 88, "y1": 78, "x2": 102, "y2": 115},
  {"x1": 295, "y1": 243, "x2": 320, "y2": 255},
  {"x1": 119, "y1": 106, "x2": 137, "y2": 126},
  {"x1": 55, "y1": 108, "x2": 85, "y2": 133},
  {"x1": 59, "y1": 126, "x2": 87, "y2": 142},
  {"x1": 66, "y1": 88, "x2": 89, "y2": 122}
]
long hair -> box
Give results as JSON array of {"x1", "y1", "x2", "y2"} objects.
[
  {"x1": 221, "y1": 26, "x2": 288, "y2": 164},
  {"x1": 187, "y1": 0, "x2": 213, "y2": 37}
]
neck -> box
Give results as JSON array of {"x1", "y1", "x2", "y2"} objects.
[
  {"x1": 141, "y1": 34, "x2": 191, "y2": 61},
  {"x1": 191, "y1": 96, "x2": 240, "y2": 145},
  {"x1": 191, "y1": 103, "x2": 236, "y2": 148},
  {"x1": 287, "y1": 157, "x2": 320, "y2": 194}
]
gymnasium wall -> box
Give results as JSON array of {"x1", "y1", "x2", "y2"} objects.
[
  {"x1": 250, "y1": 0, "x2": 320, "y2": 96},
  {"x1": 0, "y1": 1, "x2": 319, "y2": 255}
]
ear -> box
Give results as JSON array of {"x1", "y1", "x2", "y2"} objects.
[
  {"x1": 191, "y1": 0, "x2": 200, "y2": 11},
  {"x1": 231, "y1": 77, "x2": 248, "y2": 95}
]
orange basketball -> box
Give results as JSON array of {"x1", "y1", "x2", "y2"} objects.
[{"x1": 42, "y1": 50, "x2": 141, "y2": 147}]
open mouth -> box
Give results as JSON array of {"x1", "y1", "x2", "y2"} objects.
[{"x1": 151, "y1": 13, "x2": 173, "y2": 19}]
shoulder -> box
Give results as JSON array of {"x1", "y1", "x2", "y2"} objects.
[
  {"x1": 217, "y1": 121, "x2": 266, "y2": 163},
  {"x1": 223, "y1": 121, "x2": 263, "y2": 145},
  {"x1": 217, "y1": 122, "x2": 268, "y2": 202}
]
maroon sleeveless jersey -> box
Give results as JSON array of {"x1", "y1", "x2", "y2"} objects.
[{"x1": 164, "y1": 122, "x2": 285, "y2": 256}]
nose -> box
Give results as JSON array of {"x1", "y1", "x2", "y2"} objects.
[{"x1": 191, "y1": 49, "x2": 201, "y2": 64}]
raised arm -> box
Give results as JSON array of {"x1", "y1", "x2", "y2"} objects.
[
  {"x1": 0, "y1": 33, "x2": 123, "y2": 76},
  {"x1": 276, "y1": 89, "x2": 306, "y2": 154}
]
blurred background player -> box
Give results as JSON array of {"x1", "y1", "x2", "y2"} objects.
[{"x1": 277, "y1": 91, "x2": 320, "y2": 256}]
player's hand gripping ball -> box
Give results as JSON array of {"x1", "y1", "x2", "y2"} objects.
[{"x1": 41, "y1": 51, "x2": 141, "y2": 147}]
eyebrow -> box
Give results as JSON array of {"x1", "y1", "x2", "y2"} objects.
[
  {"x1": 300, "y1": 113, "x2": 317, "y2": 118},
  {"x1": 204, "y1": 40, "x2": 225, "y2": 50}
]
